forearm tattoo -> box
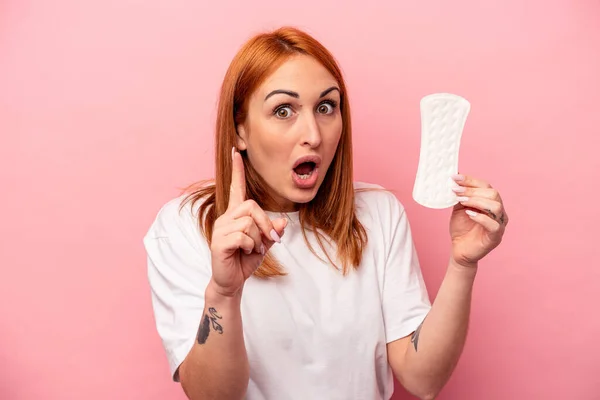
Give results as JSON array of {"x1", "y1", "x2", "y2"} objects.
[
  {"x1": 197, "y1": 307, "x2": 223, "y2": 344},
  {"x1": 411, "y1": 321, "x2": 424, "y2": 351}
]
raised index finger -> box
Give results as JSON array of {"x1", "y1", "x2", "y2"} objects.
[{"x1": 228, "y1": 147, "x2": 246, "y2": 209}]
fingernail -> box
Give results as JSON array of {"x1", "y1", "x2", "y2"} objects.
[
  {"x1": 270, "y1": 229, "x2": 281, "y2": 243},
  {"x1": 452, "y1": 186, "x2": 465, "y2": 193},
  {"x1": 465, "y1": 210, "x2": 478, "y2": 217},
  {"x1": 456, "y1": 196, "x2": 469, "y2": 202},
  {"x1": 232, "y1": 147, "x2": 236, "y2": 161},
  {"x1": 260, "y1": 244, "x2": 265, "y2": 255},
  {"x1": 244, "y1": 248, "x2": 252, "y2": 255},
  {"x1": 452, "y1": 174, "x2": 465, "y2": 181},
  {"x1": 281, "y1": 218, "x2": 288, "y2": 228}
]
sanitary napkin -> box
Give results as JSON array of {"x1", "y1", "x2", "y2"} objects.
[{"x1": 412, "y1": 93, "x2": 471, "y2": 209}]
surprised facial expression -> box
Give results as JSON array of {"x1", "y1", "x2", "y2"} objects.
[{"x1": 236, "y1": 54, "x2": 343, "y2": 212}]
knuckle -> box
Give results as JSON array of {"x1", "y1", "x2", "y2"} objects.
[
  {"x1": 243, "y1": 217, "x2": 254, "y2": 232},
  {"x1": 233, "y1": 232, "x2": 244, "y2": 246}
]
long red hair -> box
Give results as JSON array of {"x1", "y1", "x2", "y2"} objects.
[{"x1": 182, "y1": 26, "x2": 368, "y2": 278}]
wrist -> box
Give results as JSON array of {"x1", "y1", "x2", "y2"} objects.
[
  {"x1": 206, "y1": 279, "x2": 243, "y2": 303},
  {"x1": 448, "y1": 258, "x2": 478, "y2": 279}
]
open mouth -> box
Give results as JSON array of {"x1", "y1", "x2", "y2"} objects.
[
  {"x1": 292, "y1": 155, "x2": 321, "y2": 188},
  {"x1": 293, "y1": 161, "x2": 317, "y2": 180}
]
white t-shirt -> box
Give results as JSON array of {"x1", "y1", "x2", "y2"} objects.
[{"x1": 143, "y1": 181, "x2": 432, "y2": 400}]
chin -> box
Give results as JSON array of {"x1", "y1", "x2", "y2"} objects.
[
  {"x1": 267, "y1": 167, "x2": 328, "y2": 210},
  {"x1": 286, "y1": 186, "x2": 320, "y2": 205},
  {"x1": 285, "y1": 163, "x2": 328, "y2": 205}
]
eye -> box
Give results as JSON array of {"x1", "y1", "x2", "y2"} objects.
[
  {"x1": 274, "y1": 105, "x2": 293, "y2": 119},
  {"x1": 317, "y1": 100, "x2": 337, "y2": 115}
]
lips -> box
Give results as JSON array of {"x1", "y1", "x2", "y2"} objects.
[
  {"x1": 292, "y1": 155, "x2": 321, "y2": 189},
  {"x1": 292, "y1": 155, "x2": 322, "y2": 171}
]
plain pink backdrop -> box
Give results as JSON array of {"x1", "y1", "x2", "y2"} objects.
[{"x1": 2, "y1": 1, "x2": 599, "y2": 399}]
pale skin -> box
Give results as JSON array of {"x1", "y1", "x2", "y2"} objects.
[
  {"x1": 177, "y1": 54, "x2": 509, "y2": 400},
  {"x1": 178, "y1": 149, "x2": 288, "y2": 399},
  {"x1": 236, "y1": 54, "x2": 343, "y2": 211},
  {"x1": 387, "y1": 174, "x2": 508, "y2": 399}
]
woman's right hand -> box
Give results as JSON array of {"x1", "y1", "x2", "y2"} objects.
[{"x1": 209, "y1": 148, "x2": 288, "y2": 297}]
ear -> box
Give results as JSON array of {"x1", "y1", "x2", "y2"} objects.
[{"x1": 236, "y1": 124, "x2": 248, "y2": 151}]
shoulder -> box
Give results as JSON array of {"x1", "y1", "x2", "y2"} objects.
[
  {"x1": 143, "y1": 191, "x2": 212, "y2": 255},
  {"x1": 145, "y1": 195, "x2": 196, "y2": 237},
  {"x1": 353, "y1": 181, "x2": 407, "y2": 222}
]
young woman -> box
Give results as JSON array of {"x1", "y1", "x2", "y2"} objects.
[{"x1": 143, "y1": 26, "x2": 508, "y2": 400}]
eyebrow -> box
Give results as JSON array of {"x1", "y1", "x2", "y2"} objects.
[{"x1": 264, "y1": 86, "x2": 340, "y2": 101}]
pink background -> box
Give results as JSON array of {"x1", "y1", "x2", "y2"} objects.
[{"x1": 2, "y1": 1, "x2": 599, "y2": 399}]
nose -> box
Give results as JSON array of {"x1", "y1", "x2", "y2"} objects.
[{"x1": 300, "y1": 113, "x2": 322, "y2": 148}]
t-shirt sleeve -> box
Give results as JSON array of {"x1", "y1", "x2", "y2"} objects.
[
  {"x1": 381, "y1": 193, "x2": 432, "y2": 343},
  {"x1": 143, "y1": 198, "x2": 212, "y2": 381}
]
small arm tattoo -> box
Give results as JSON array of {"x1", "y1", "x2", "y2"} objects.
[
  {"x1": 197, "y1": 315, "x2": 210, "y2": 344},
  {"x1": 485, "y1": 208, "x2": 506, "y2": 225},
  {"x1": 208, "y1": 307, "x2": 223, "y2": 334},
  {"x1": 197, "y1": 307, "x2": 223, "y2": 344},
  {"x1": 411, "y1": 321, "x2": 424, "y2": 351},
  {"x1": 485, "y1": 208, "x2": 497, "y2": 220}
]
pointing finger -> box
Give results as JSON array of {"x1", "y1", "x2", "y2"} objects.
[{"x1": 228, "y1": 147, "x2": 246, "y2": 209}]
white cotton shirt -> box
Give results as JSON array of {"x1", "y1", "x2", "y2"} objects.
[{"x1": 143, "y1": 182, "x2": 432, "y2": 400}]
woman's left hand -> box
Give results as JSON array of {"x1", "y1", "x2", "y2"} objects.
[{"x1": 449, "y1": 174, "x2": 509, "y2": 268}]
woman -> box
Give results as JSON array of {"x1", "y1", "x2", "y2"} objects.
[{"x1": 143, "y1": 26, "x2": 508, "y2": 400}]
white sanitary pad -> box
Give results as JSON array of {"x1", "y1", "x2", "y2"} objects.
[{"x1": 412, "y1": 93, "x2": 471, "y2": 209}]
